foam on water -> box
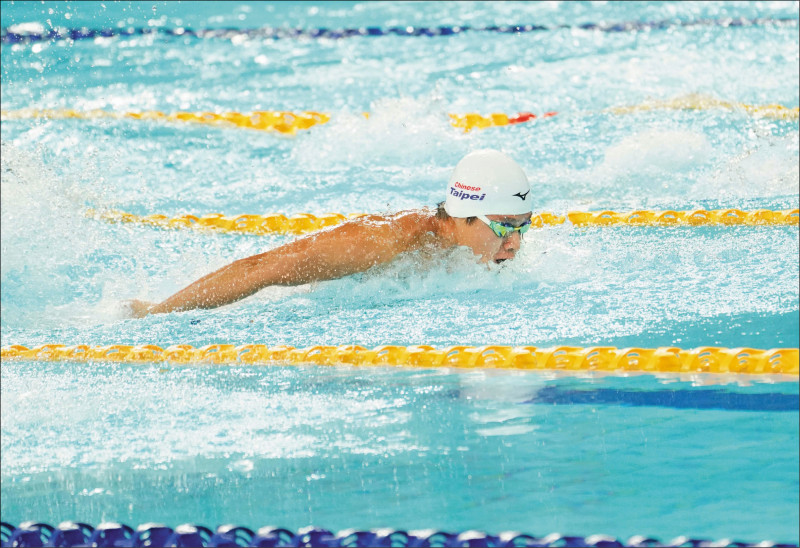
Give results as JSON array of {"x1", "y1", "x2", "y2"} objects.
[
  {"x1": 702, "y1": 130, "x2": 800, "y2": 201},
  {"x1": 292, "y1": 96, "x2": 464, "y2": 173}
]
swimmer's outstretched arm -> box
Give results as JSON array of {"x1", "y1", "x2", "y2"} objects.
[{"x1": 130, "y1": 211, "x2": 437, "y2": 317}]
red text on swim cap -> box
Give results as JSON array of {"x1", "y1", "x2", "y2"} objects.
[{"x1": 454, "y1": 181, "x2": 482, "y2": 191}]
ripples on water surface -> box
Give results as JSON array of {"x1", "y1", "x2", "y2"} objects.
[{"x1": 1, "y1": 0, "x2": 798, "y2": 542}]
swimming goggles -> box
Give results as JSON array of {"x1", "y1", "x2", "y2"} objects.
[{"x1": 477, "y1": 215, "x2": 532, "y2": 238}]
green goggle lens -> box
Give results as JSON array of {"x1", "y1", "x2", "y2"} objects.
[{"x1": 488, "y1": 220, "x2": 531, "y2": 238}]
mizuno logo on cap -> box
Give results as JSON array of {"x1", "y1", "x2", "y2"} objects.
[{"x1": 513, "y1": 191, "x2": 530, "y2": 201}]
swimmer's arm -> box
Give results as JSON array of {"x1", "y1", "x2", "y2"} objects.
[{"x1": 139, "y1": 212, "x2": 430, "y2": 316}]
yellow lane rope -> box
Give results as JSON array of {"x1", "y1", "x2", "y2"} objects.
[
  {"x1": 0, "y1": 108, "x2": 331, "y2": 135},
  {"x1": 2, "y1": 344, "x2": 797, "y2": 376},
  {"x1": 604, "y1": 93, "x2": 800, "y2": 120},
  {"x1": 90, "y1": 208, "x2": 799, "y2": 236},
  {"x1": 2, "y1": 95, "x2": 797, "y2": 134},
  {"x1": 90, "y1": 209, "x2": 361, "y2": 235}
]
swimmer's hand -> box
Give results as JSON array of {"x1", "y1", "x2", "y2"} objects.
[{"x1": 125, "y1": 299, "x2": 156, "y2": 319}]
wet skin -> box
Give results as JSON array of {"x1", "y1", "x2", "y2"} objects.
[
  {"x1": 449, "y1": 213, "x2": 533, "y2": 264},
  {"x1": 128, "y1": 209, "x2": 533, "y2": 317}
]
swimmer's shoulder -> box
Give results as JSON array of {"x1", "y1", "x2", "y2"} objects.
[
  {"x1": 389, "y1": 208, "x2": 440, "y2": 236},
  {"x1": 332, "y1": 208, "x2": 440, "y2": 251},
  {"x1": 348, "y1": 208, "x2": 437, "y2": 230}
]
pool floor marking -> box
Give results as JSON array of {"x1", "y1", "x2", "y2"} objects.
[
  {"x1": 88, "y1": 208, "x2": 800, "y2": 236},
  {"x1": 2, "y1": 15, "x2": 798, "y2": 44},
  {"x1": 2, "y1": 344, "x2": 798, "y2": 376},
  {"x1": 2, "y1": 94, "x2": 797, "y2": 135},
  {"x1": 529, "y1": 386, "x2": 800, "y2": 411}
]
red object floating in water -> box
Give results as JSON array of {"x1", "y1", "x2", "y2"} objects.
[{"x1": 508, "y1": 112, "x2": 536, "y2": 124}]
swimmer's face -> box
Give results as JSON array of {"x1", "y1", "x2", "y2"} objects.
[{"x1": 455, "y1": 213, "x2": 532, "y2": 264}]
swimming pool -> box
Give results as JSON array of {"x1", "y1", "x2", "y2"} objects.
[{"x1": 1, "y1": 0, "x2": 798, "y2": 545}]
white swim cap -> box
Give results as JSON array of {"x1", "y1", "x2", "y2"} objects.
[{"x1": 444, "y1": 149, "x2": 531, "y2": 217}]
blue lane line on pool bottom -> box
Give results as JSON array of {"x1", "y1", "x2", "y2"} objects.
[
  {"x1": 526, "y1": 387, "x2": 800, "y2": 412},
  {"x1": 2, "y1": 16, "x2": 798, "y2": 44}
]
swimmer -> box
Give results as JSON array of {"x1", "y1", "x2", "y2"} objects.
[{"x1": 128, "y1": 149, "x2": 533, "y2": 318}]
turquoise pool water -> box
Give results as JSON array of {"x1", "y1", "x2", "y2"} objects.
[{"x1": 1, "y1": 0, "x2": 798, "y2": 543}]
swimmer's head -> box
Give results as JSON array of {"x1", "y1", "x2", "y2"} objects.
[
  {"x1": 444, "y1": 149, "x2": 532, "y2": 218},
  {"x1": 439, "y1": 150, "x2": 533, "y2": 264}
]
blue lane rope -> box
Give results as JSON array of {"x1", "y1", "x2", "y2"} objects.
[
  {"x1": 2, "y1": 17, "x2": 798, "y2": 44},
  {"x1": 0, "y1": 521, "x2": 796, "y2": 548}
]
